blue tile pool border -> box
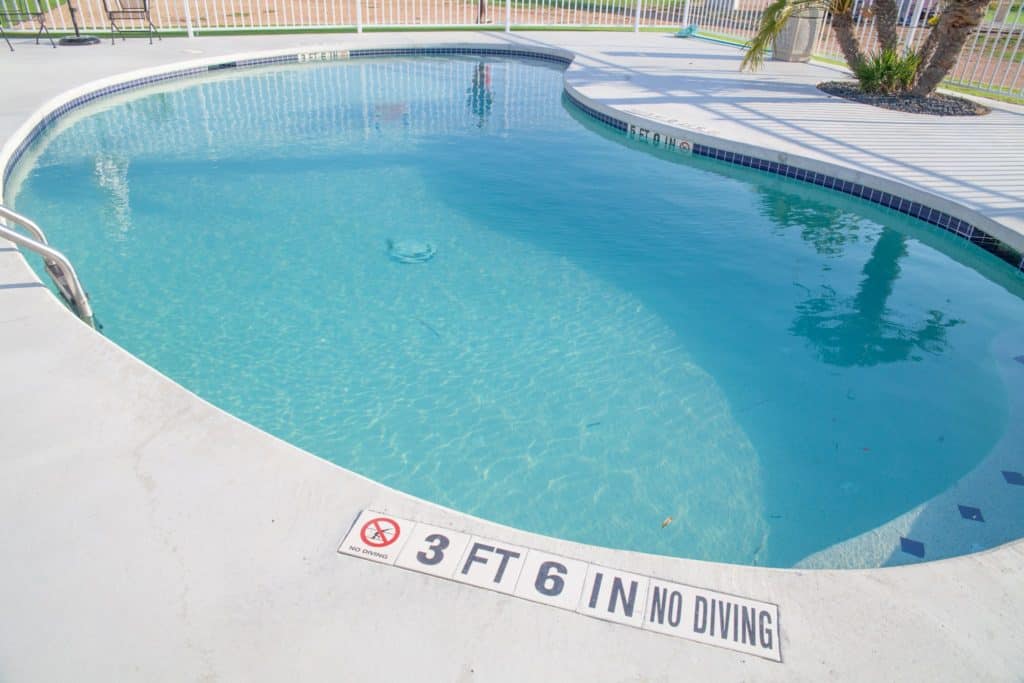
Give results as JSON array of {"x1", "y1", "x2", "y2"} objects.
[
  {"x1": 900, "y1": 537, "x2": 926, "y2": 559},
  {"x1": 563, "y1": 89, "x2": 1024, "y2": 274},
  {"x1": 3, "y1": 45, "x2": 1021, "y2": 275},
  {"x1": 347, "y1": 46, "x2": 572, "y2": 65}
]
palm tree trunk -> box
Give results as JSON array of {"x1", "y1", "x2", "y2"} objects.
[
  {"x1": 915, "y1": 14, "x2": 943, "y2": 67},
  {"x1": 832, "y1": 11, "x2": 866, "y2": 69},
  {"x1": 872, "y1": 0, "x2": 900, "y2": 51},
  {"x1": 910, "y1": 0, "x2": 989, "y2": 96}
]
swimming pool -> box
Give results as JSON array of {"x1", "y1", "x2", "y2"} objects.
[{"x1": 10, "y1": 53, "x2": 1024, "y2": 568}]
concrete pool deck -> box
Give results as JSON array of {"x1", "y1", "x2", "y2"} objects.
[{"x1": 1, "y1": 31, "x2": 1023, "y2": 681}]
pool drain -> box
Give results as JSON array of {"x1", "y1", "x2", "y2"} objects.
[{"x1": 387, "y1": 239, "x2": 436, "y2": 264}]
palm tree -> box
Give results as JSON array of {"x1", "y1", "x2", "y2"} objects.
[
  {"x1": 911, "y1": 0, "x2": 991, "y2": 95},
  {"x1": 741, "y1": 0, "x2": 991, "y2": 97}
]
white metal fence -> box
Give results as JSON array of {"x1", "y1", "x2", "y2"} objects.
[{"x1": 2, "y1": 0, "x2": 1022, "y2": 98}]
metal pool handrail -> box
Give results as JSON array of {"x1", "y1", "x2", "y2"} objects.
[{"x1": 0, "y1": 205, "x2": 96, "y2": 329}]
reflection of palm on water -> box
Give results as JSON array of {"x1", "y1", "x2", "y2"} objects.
[
  {"x1": 791, "y1": 230, "x2": 961, "y2": 367},
  {"x1": 763, "y1": 190, "x2": 960, "y2": 366}
]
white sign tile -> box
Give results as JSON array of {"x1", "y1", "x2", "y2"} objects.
[
  {"x1": 338, "y1": 511, "x2": 782, "y2": 663},
  {"x1": 513, "y1": 550, "x2": 589, "y2": 612},
  {"x1": 337, "y1": 510, "x2": 412, "y2": 565},
  {"x1": 577, "y1": 564, "x2": 650, "y2": 628},
  {"x1": 643, "y1": 578, "x2": 782, "y2": 662},
  {"x1": 452, "y1": 536, "x2": 529, "y2": 595},
  {"x1": 395, "y1": 523, "x2": 473, "y2": 579}
]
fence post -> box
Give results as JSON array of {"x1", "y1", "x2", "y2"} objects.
[
  {"x1": 681, "y1": 0, "x2": 690, "y2": 26},
  {"x1": 903, "y1": 0, "x2": 927, "y2": 52},
  {"x1": 633, "y1": 0, "x2": 642, "y2": 31},
  {"x1": 182, "y1": 0, "x2": 194, "y2": 37},
  {"x1": 993, "y1": 0, "x2": 1010, "y2": 22},
  {"x1": 356, "y1": 0, "x2": 363, "y2": 32},
  {"x1": 505, "y1": 0, "x2": 511, "y2": 31},
  {"x1": 812, "y1": 7, "x2": 830, "y2": 56}
]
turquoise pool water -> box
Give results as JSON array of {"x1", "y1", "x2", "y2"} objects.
[{"x1": 11, "y1": 56, "x2": 1024, "y2": 567}]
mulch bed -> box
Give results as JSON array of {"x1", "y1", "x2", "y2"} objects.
[{"x1": 817, "y1": 80, "x2": 991, "y2": 116}]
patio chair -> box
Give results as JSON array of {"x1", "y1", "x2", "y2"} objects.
[
  {"x1": 101, "y1": 0, "x2": 160, "y2": 45},
  {"x1": 0, "y1": 0, "x2": 57, "y2": 52}
]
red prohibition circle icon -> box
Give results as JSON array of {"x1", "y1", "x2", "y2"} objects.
[{"x1": 359, "y1": 517, "x2": 401, "y2": 548}]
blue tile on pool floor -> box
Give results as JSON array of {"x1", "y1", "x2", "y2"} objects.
[
  {"x1": 1002, "y1": 471, "x2": 1024, "y2": 486},
  {"x1": 958, "y1": 505, "x2": 985, "y2": 522},
  {"x1": 900, "y1": 537, "x2": 926, "y2": 558}
]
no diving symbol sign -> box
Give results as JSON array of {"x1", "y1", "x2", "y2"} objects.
[
  {"x1": 341, "y1": 511, "x2": 411, "y2": 562},
  {"x1": 360, "y1": 517, "x2": 401, "y2": 548},
  {"x1": 339, "y1": 510, "x2": 782, "y2": 662}
]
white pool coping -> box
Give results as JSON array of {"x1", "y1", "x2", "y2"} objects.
[{"x1": 2, "y1": 31, "x2": 1023, "y2": 681}]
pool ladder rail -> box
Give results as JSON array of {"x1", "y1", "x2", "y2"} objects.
[{"x1": 0, "y1": 205, "x2": 96, "y2": 329}]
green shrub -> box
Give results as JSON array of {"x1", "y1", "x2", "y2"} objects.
[{"x1": 854, "y1": 48, "x2": 922, "y2": 94}]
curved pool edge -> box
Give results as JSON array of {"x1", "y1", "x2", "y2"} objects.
[
  {"x1": 562, "y1": 81, "x2": 1024, "y2": 268},
  {"x1": 1, "y1": 33, "x2": 1023, "y2": 680}
]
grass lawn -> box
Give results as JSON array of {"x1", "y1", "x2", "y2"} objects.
[
  {"x1": 977, "y1": 31, "x2": 1024, "y2": 63},
  {"x1": 983, "y1": 3, "x2": 1023, "y2": 24},
  {"x1": 1, "y1": 0, "x2": 64, "y2": 26}
]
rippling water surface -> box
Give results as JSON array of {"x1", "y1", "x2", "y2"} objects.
[{"x1": 13, "y1": 56, "x2": 1024, "y2": 566}]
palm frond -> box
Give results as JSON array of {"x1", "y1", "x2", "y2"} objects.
[
  {"x1": 830, "y1": 0, "x2": 856, "y2": 15},
  {"x1": 741, "y1": 0, "x2": 827, "y2": 71}
]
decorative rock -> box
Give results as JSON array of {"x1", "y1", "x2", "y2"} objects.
[{"x1": 817, "y1": 81, "x2": 990, "y2": 117}]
